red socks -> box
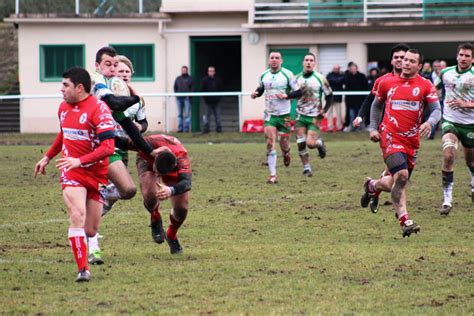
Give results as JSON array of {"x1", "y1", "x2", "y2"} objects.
[
  {"x1": 167, "y1": 214, "x2": 182, "y2": 241},
  {"x1": 68, "y1": 228, "x2": 88, "y2": 272},
  {"x1": 150, "y1": 207, "x2": 162, "y2": 223},
  {"x1": 398, "y1": 213, "x2": 409, "y2": 227}
]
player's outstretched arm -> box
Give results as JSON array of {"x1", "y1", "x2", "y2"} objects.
[
  {"x1": 354, "y1": 93, "x2": 375, "y2": 127},
  {"x1": 34, "y1": 132, "x2": 62, "y2": 177},
  {"x1": 117, "y1": 117, "x2": 154, "y2": 155},
  {"x1": 102, "y1": 94, "x2": 140, "y2": 112}
]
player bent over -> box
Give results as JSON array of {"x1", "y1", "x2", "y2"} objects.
[
  {"x1": 115, "y1": 134, "x2": 192, "y2": 254},
  {"x1": 251, "y1": 51, "x2": 301, "y2": 184},
  {"x1": 294, "y1": 53, "x2": 333, "y2": 176},
  {"x1": 34, "y1": 67, "x2": 115, "y2": 282},
  {"x1": 363, "y1": 49, "x2": 441, "y2": 237},
  {"x1": 435, "y1": 42, "x2": 474, "y2": 215}
]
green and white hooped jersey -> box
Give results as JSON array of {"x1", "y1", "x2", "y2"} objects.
[
  {"x1": 90, "y1": 70, "x2": 113, "y2": 99},
  {"x1": 295, "y1": 71, "x2": 332, "y2": 117},
  {"x1": 435, "y1": 65, "x2": 474, "y2": 125},
  {"x1": 258, "y1": 67, "x2": 299, "y2": 116}
]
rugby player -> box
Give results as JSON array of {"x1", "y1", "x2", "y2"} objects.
[
  {"x1": 251, "y1": 51, "x2": 302, "y2": 184},
  {"x1": 34, "y1": 67, "x2": 115, "y2": 282},
  {"x1": 115, "y1": 134, "x2": 192, "y2": 254},
  {"x1": 358, "y1": 43, "x2": 410, "y2": 213},
  {"x1": 436, "y1": 42, "x2": 474, "y2": 215},
  {"x1": 294, "y1": 53, "x2": 333, "y2": 176},
  {"x1": 88, "y1": 55, "x2": 149, "y2": 264},
  {"x1": 363, "y1": 49, "x2": 441, "y2": 237}
]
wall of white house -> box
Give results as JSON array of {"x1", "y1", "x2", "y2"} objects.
[{"x1": 11, "y1": 14, "x2": 474, "y2": 133}]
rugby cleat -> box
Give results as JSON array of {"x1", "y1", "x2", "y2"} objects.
[
  {"x1": 166, "y1": 236, "x2": 183, "y2": 254},
  {"x1": 283, "y1": 150, "x2": 291, "y2": 167},
  {"x1": 402, "y1": 220, "x2": 421, "y2": 237},
  {"x1": 361, "y1": 177, "x2": 379, "y2": 208},
  {"x1": 267, "y1": 175, "x2": 278, "y2": 184},
  {"x1": 302, "y1": 168, "x2": 313, "y2": 177},
  {"x1": 440, "y1": 204, "x2": 452, "y2": 216},
  {"x1": 150, "y1": 218, "x2": 165, "y2": 244},
  {"x1": 88, "y1": 250, "x2": 104, "y2": 265},
  {"x1": 75, "y1": 268, "x2": 91, "y2": 282},
  {"x1": 370, "y1": 194, "x2": 379, "y2": 213},
  {"x1": 316, "y1": 139, "x2": 327, "y2": 159}
]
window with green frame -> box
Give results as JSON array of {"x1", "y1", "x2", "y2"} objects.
[
  {"x1": 111, "y1": 44, "x2": 155, "y2": 81},
  {"x1": 40, "y1": 45, "x2": 85, "y2": 81}
]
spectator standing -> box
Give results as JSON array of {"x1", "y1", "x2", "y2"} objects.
[
  {"x1": 344, "y1": 62, "x2": 368, "y2": 131},
  {"x1": 173, "y1": 66, "x2": 193, "y2": 133},
  {"x1": 326, "y1": 64, "x2": 345, "y2": 131},
  {"x1": 420, "y1": 62, "x2": 432, "y2": 80},
  {"x1": 200, "y1": 66, "x2": 222, "y2": 133},
  {"x1": 367, "y1": 67, "x2": 380, "y2": 91}
]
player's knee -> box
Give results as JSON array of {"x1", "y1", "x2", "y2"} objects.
[
  {"x1": 69, "y1": 207, "x2": 85, "y2": 225},
  {"x1": 173, "y1": 207, "x2": 188, "y2": 222},
  {"x1": 120, "y1": 184, "x2": 136, "y2": 200},
  {"x1": 296, "y1": 135, "x2": 306, "y2": 152},
  {"x1": 143, "y1": 193, "x2": 158, "y2": 209},
  {"x1": 394, "y1": 170, "x2": 409, "y2": 186},
  {"x1": 84, "y1": 226, "x2": 98, "y2": 238}
]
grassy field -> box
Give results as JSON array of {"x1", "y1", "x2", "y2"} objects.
[{"x1": 0, "y1": 132, "x2": 472, "y2": 314}]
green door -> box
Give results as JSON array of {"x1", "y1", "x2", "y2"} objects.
[{"x1": 273, "y1": 48, "x2": 309, "y2": 119}]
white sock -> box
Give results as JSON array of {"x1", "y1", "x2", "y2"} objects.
[
  {"x1": 443, "y1": 182, "x2": 454, "y2": 206},
  {"x1": 304, "y1": 163, "x2": 311, "y2": 171},
  {"x1": 87, "y1": 233, "x2": 100, "y2": 254},
  {"x1": 267, "y1": 150, "x2": 277, "y2": 176}
]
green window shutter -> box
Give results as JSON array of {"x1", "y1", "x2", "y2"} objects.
[
  {"x1": 111, "y1": 44, "x2": 155, "y2": 81},
  {"x1": 40, "y1": 45, "x2": 84, "y2": 82}
]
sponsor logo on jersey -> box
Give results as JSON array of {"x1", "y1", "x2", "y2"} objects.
[
  {"x1": 392, "y1": 100, "x2": 421, "y2": 111},
  {"x1": 62, "y1": 128, "x2": 91, "y2": 141},
  {"x1": 412, "y1": 87, "x2": 420, "y2": 96},
  {"x1": 79, "y1": 113, "x2": 87, "y2": 124}
]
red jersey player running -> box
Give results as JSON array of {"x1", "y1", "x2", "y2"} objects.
[
  {"x1": 115, "y1": 134, "x2": 192, "y2": 254},
  {"x1": 34, "y1": 67, "x2": 115, "y2": 282},
  {"x1": 363, "y1": 49, "x2": 441, "y2": 237}
]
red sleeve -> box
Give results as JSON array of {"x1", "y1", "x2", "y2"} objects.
[
  {"x1": 79, "y1": 138, "x2": 115, "y2": 165},
  {"x1": 376, "y1": 79, "x2": 388, "y2": 101},
  {"x1": 425, "y1": 81, "x2": 439, "y2": 104},
  {"x1": 45, "y1": 131, "x2": 63, "y2": 159}
]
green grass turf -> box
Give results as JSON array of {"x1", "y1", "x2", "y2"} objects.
[{"x1": 0, "y1": 132, "x2": 472, "y2": 314}]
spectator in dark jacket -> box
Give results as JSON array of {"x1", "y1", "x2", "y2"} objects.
[
  {"x1": 174, "y1": 66, "x2": 193, "y2": 132},
  {"x1": 326, "y1": 64, "x2": 345, "y2": 131},
  {"x1": 344, "y1": 62, "x2": 368, "y2": 131},
  {"x1": 200, "y1": 66, "x2": 222, "y2": 133}
]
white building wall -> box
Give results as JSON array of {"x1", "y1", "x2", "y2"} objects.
[
  {"x1": 18, "y1": 21, "x2": 166, "y2": 133},
  {"x1": 8, "y1": 12, "x2": 474, "y2": 133}
]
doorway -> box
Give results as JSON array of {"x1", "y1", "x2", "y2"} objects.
[{"x1": 190, "y1": 36, "x2": 241, "y2": 132}]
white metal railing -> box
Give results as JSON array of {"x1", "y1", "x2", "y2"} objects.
[
  {"x1": 0, "y1": 91, "x2": 370, "y2": 132},
  {"x1": 14, "y1": 0, "x2": 146, "y2": 16}
]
